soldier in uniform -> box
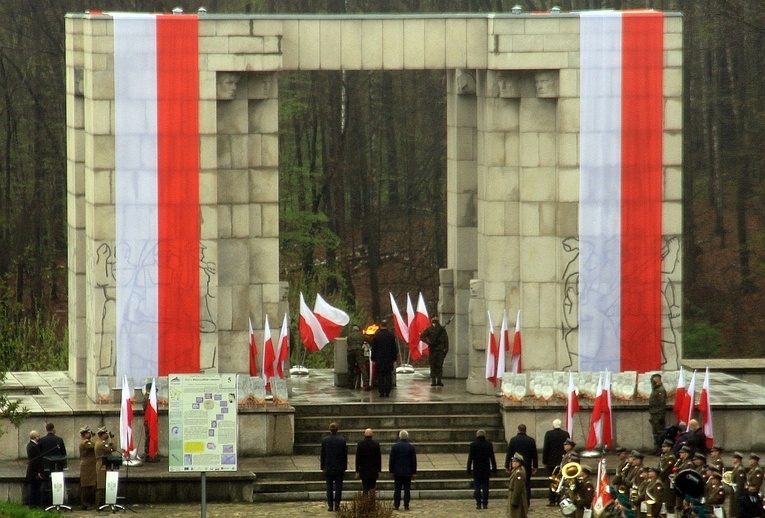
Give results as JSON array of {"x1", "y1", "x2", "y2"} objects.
[
  {"x1": 709, "y1": 447, "x2": 725, "y2": 473},
  {"x1": 659, "y1": 440, "x2": 677, "y2": 517},
  {"x1": 571, "y1": 464, "x2": 595, "y2": 518},
  {"x1": 420, "y1": 316, "x2": 449, "y2": 387},
  {"x1": 674, "y1": 446, "x2": 696, "y2": 514},
  {"x1": 645, "y1": 467, "x2": 665, "y2": 518},
  {"x1": 346, "y1": 325, "x2": 369, "y2": 390},
  {"x1": 507, "y1": 453, "x2": 528, "y2": 518},
  {"x1": 94, "y1": 427, "x2": 115, "y2": 508},
  {"x1": 648, "y1": 374, "x2": 667, "y2": 455},
  {"x1": 561, "y1": 439, "x2": 577, "y2": 468},
  {"x1": 613, "y1": 447, "x2": 632, "y2": 488},
  {"x1": 730, "y1": 452, "x2": 748, "y2": 518},
  {"x1": 747, "y1": 454, "x2": 763, "y2": 494},
  {"x1": 693, "y1": 453, "x2": 707, "y2": 476},
  {"x1": 78, "y1": 426, "x2": 96, "y2": 510},
  {"x1": 634, "y1": 467, "x2": 651, "y2": 518},
  {"x1": 625, "y1": 452, "x2": 645, "y2": 492},
  {"x1": 705, "y1": 468, "x2": 727, "y2": 518}
]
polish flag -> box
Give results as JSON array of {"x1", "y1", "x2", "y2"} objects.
[
  {"x1": 697, "y1": 368, "x2": 713, "y2": 448},
  {"x1": 682, "y1": 370, "x2": 697, "y2": 425},
  {"x1": 113, "y1": 13, "x2": 200, "y2": 380},
  {"x1": 145, "y1": 378, "x2": 159, "y2": 459},
  {"x1": 511, "y1": 310, "x2": 522, "y2": 374},
  {"x1": 496, "y1": 311, "x2": 509, "y2": 382},
  {"x1": 406, "y1": 294, "x2": 419, "y2": 359},
  {"x1": 275, "y1": 314, "x2": 289, "y2": 379},
  {"x1": 485, "y1": 312, "x2": 499, "y2": 387},
  {"x1": 673, "y1": 366, "x2": 686, "y2": 423},
  {"x1": 313, "y1": 293, "x2": 349, "y2": 341},
  {"x1": 409, "y1": 293, "x2": 430, "y2": 360},
  {"x1": 119, "y1": 376, "x2": 134, "y2": 457},
  {"x1": 390, "y1": 293, "x2": 409, "y2": 343},
  {"x1": 262, "y1": 315, "x2": 275, "y2": 392},
  {"x1": 299, "y1": 292, "x2": 329, "y2": 352},
  {"x1": 592, "y1": 457, "x2": 613, "y2": 516},
  {"x1": 578, "y1": 11, "x2": 665, "y2": 373},
  {"x1": 248, "y1": 317, "x2": 258, "y2": 377},
  {"x1": 566, "y1": 371, "x2": 580, "y2": 440},
  {"x1": 586, "y1": 371, "x2": 613, "y2": 450}
]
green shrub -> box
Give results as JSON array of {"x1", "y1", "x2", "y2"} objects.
[{"x1": 683, "y1": 317, "x2": 723, "y2": 359}]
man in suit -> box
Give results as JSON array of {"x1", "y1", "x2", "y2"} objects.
[
  {"x1": 506, "y1": 423, "x2": 538, "y2": 505},
  {"x1": 355, "y1": 428, "x2": 381, "y2": 495},
  {"x1": 467, "y1": 429, "x2": 497, "y2": 510},
  {"x1": 542, "y1": 418, "x2": 569, "y2": 506},
  {"x1": 26, "y1": 430, "x2": 43, "y2": 507},
  {"x1": 38, "y1": 422, "x2": 67, "y2": 505},
  {"x1": 370, "y1": 320, "x2": 398, "y2": 397},
  {"x1": 389, "y1": 430, "x2": 417, "y2": 511},
  {"x1": 320, "y1": 422, "x2": 347, "y2": 512}
]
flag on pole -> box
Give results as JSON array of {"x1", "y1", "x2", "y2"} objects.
[
  {"x1": 313, "y1": 293, "x2": 350, "y2": 341},
  {"x1": 698, "y1": 367, "x2": 713, "y2": 448},
  {"x1": 683, "y1": 370, "x2": 697, "y2": 424},
  {"x1": 673, "y1": 366, "x2": 686, "y2": 423},
  {"x1": 511, "y1": 310, "x2": 522, "y2": 374},
  {"x1": 593, "y1": 457, "x2": 613, "y2": 516},
  {"x1": 566, "y1": 371, "x2": 580, "y2": 440},
  {"x1": 275, "y1": 314, "x2": 289, "y2": 379},
  {"x1": 262, "y1": 315, "x2": 275, "y2": 392},
  {"x1": 413, "y1": 293, "x2": 430, "y2": 358},
  {"x1": 145, "y1": 378, "x2": 159, "y2": 459},
  {"x1": 299, "y1": 292, "x2": 329, "y2": 352},
  {"x1": 406, "y1": 294, "x2": 419, "y2": 359},
  {"x1": 248, "y1": 317, "x2": 258, "y2": 377},
  {"x1": 485, "y1": 312, "x2": 499, "y2": 387},
  {"x1": 119, "y1": 376, "x2": 134, "y2": 457},
  {"x1": 390, "y1": 293, "x2": 409, "y2": 343},
  {"x1": 586, "y1": 371, "x2": 613, "y2": 450},
  {"x1": 496, "y1": 311, "x2": 509, "y2": 382}
]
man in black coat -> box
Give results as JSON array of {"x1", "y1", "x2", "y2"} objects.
[
  {"x1": 389, "y1": 430, "x2": 417, "y2": 511},
  {"x1": 542, "y1": 418, "x2": 569, "y2": 506},
  {"x1": 355, "y1": 428, "x2": 382, "y2": 494},
  {"x1": 739, "y1": 482, "x2": 764, "y2": 518},
  {"x1": 505, "y1": 423, "x2": 538, "y2": 505},
  {"x1": 320, "y1": 422, "x2": 348, "y2": 512},
  {"x1": 38, "y1": 422, "x2": 67, "y2": 505},
  {"x1": 467, "y1": 429, "x2": 497, "y2": 510},
  {"x1": 371, "y1": 320, "x2": 398, "y2": 397},
  {"x1": 26, "y1": 430, "x2": 43, "y2": 507}
]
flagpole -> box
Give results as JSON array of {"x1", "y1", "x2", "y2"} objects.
[{"x1": 395, "y1": 338, "x2": 414, "y2": 374}]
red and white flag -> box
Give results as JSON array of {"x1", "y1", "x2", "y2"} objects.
[
  {"x1": 390, "y1": 293, "x2": 409, "y2": 343},
  {"x1": 262, "y1": 315, "x2": 276, "y2": 392},
  {"x1": 299, "y1": 292, "x2": 329, "y2": 352},
  {"x1": 409, "y1": 293, "x2": 430, "y2": 360},
  {"x1": 698, "y1": 368, "x2": 713, "y2": 448},
  {"x1": 673, "y1": 366, "x2": 687, "y2": 423},
  {"x1": 275, "y1": 314, "x2": 289, "y2": 379},
  {"x1": 313, "y1": 293, "x2": 349, "y2": 341},
  {"x1": 248, "y1": 317, "x2": 258, "y2": 377},
  {"x1": 496, "y1": 311, "x2": 509, "y2": 382},
  {"x1": 119, "y1": 376, "x2": 134, "y2": 457},
  {"x1": 566, "y1": 371, "x2": 580, "y2": 440},
  {"x1": 511, "y1": 310, "x2": 522, "y2": 374},
  {"x1": 683, "y1": 370, "x2": 697, "y2": 424},
  {"x1": 593, "y1": 457, "x2": 613, "y2": 515},
  {"x1": 485, "y1": 312, "x2": 499, "y2": 387},
  {"x1": 113, "y1": 13, "x2": 201, "y2": 380},
  {"x1": 145, "y1": 378, "x2": 159, "y2": 459},
  {"x1": 405, "y1": 294, "x2": 418, "y2": 359},
  {"x1": 586, "y1": 371, "x2": 613, "y2": 450},
  {"x1": 578, "y1": 11, "x2": 665, "y2": 373}
]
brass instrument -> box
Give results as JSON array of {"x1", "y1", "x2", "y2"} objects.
[
  {"x1": 722, "y1": 470, "x2": 735, "y2": 489},
  {"x1": 562, "y1": 462, "x2": 582, "y2": 492},
  {"x1": 549, "y1": 465, "x2": 562, "y2": 491},
  {"x1": 643, "y1": 488, "x2": 657, "y2": 516},
  {"x1": 629, "y1": 484, "x2": 639, "y2": 505}
]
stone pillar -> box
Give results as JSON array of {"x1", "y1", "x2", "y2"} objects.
[{"x1": 466, "y1": 279, "x2": 493, "y2": 395}]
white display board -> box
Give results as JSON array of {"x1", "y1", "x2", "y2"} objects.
[{"x1": 168, "y1": 374, "x2": 238, "y2": 472}]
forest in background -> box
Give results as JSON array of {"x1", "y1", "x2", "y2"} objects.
[{"x1": 0, "y1": 0, "x2": 763, "y2": 372}]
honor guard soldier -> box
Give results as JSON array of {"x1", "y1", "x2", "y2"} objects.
[
  {"x1": 659, "y1": 440, "x2": 677, "y2": 517},
  {"x1": 572, "y1": 464, "x2": 595, "y2": 518},
  {"x1": 646, "y1": 467, "x2": 665, "y2": 518},
  {"x1": 747, "y1": 454, "x2": 763, "y2": 494},
  {"x1": 674, "y1": 446, "x2": 695, "y2": 513},
  {"x1": 613, "y1": 447, "x2": 631, "y2": 488},
  {"x1": 693, "y1": 453, "x2": 707, "y2": 476},
  {"x1": 729, "y1": 452, "x2": 748, "y2": 518},
  {"x1": 709, "y1": 447, "x2": 725, "y2": 473},
  {"x1": 705, "y1": 467, "x2": 727, "y2": 518},
  {"x1": 507, "y1": 453, "x2": 528, "y2": 518}
]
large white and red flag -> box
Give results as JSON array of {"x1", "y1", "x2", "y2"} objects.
[
  {"x1": 275, "y1": 314, "x2": 289, "y2": 379},
  {"x1": 313, "y1": 293, "x2": 349, "y2": 341},
  {"x1": 698, "y1": 368, "x2": 713, "y2": 448},
  {"x1": 248, "y1": 317, "x2": 258, "y2": 377},
  {"x1": 113, "y1": 13, "x2": 201, "y2": 380},
  {"x1": 389, "y1": 293, "x2": 409, "y2": 343},
  {"x1": 586, "y1": 371, "x2": 613, "y2": 450},
  {"x1": 145, "y1": 378, "x2": 159, "y2": 459},
  {"x1": 299, "y1": 292, "x2": 329, "y2": 352},
  {"x1": 496, "y1": 311, "x2": 509, "y2": 382},
  {"x1": 262, "y1": 315, "x2": 276, "y2": 392},
  {"x1": 592, "y1": 457, "x2": 613, "y2": 516},
  {"x1": 673, "y1": 366, "x2": 687, "y2": 423},
  {"x1": 119, "y1": 376, "x2": 134, "y2": 457},
  {"x1": 578, "y1": 11, "x2": 665, "y2": 373},
  {"x1": 408, "y1": 293, "x2": 430, "y2": 360},
  {"x1": 683, "y1": 370, "x2": 697, "y2": 424},
  {"x1": 566, "y1": 371, "x2": 580, "y2": 440},
  {"x1": 485, "y1": 312, "x2": 499, "y2": 387},
  {"x1": 511, "y1": 310, "x2": 522, "y2": 374}
]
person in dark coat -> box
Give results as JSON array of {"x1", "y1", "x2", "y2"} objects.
[
  {"x1": 505, "y1": 423, "x2": 538, "y2": 505},
  {"x1": 355, "y1": 428, "x2": 382, "y2": 494},
  {"x1": 78, "y1": 426, "x2": 97, "y2": 510},
  {"x1": 320, "y1": 422, "x2": 347, "y2": 512},
  {"x1": 542, "y1": 418, "x2": 569, "y2": 506},
  {"x1": 739, "y1": 482, "x2": 764, "y2": 518},
  {"x1": 389, "y1": 430, "x2": 417, "y2": 511},
  {"x1": 370, "y1": 320, "x2": 398, "y2": 397},
  {"x1": 648, "y1": 374, "x2": 667, "y2": 455},
  {"x1": 467, "y1": 429, "x2": 497, "y2": 510},
  {"x1": 26, "y1": 430, "x2": 43, "y2": 507},
  {"x1": 38, "y1": 422, "x2": 67, "y2": 505},
  {"x1": 420, "y1": 316, "x2": 449, "y2": 387}
]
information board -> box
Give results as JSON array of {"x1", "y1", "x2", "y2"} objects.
[{"x1": 168, "y1": 374, "x2": 238, "y2": 472}]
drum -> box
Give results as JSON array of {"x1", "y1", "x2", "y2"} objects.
[{"x1": 674, "y1": 469, "x2": 704, "y2": 499}]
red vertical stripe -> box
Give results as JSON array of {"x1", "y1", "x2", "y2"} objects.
[
  {"x1": 156, "y1": 15, "x2": 200, "y2": 375},
  {"x1": 620, "y1": 12, "x2": 663, "y2": 372}
]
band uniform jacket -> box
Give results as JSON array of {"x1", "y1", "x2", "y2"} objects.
[
  {"x1": 747, "y1": 465, "x2": 764, "y2": 493},
  {"x1": 706, "y1": 478, "x2": 726, "y2": 507},
  {"x1": 573, "y1": 476, "x2": 596, "y2": 518},
  {"x1": 730, "y1": 463, "x2": 749, "y2": 518},
  {"x1": 646, "y1": 478, "x2": 665, "y2": 518},
  {"x1": 94, "y1": 436, "x2": 115, "y2": 490},
  {"x1": 79, "y1": 437, "x2": 97, "y2": 488},
  {"x1": 612, "y1": 458, "x2": 631, "y2": 487},
  {"x1": 507, "y1": 465, "x2": 528, "y2": 518},
  {"x1": 659, "y1": 452, "x2": 677, "y2": 508}
]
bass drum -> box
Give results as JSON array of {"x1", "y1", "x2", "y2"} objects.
[
  {"x1": 560, "y1": 497, "x2": 577, "y2": 516},
  {"x1": 674, "y1": 469, "x2": 704, "y2": 499}
]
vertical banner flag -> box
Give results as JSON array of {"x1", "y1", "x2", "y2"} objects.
[
  {"x1": 119, "y1": 376, "x2": 134, "y2": 456},
  {"x1": 586, "y1": 371, "x2": 613, "y2": 450},
  {"x1": 406, "y1": 294, "x2": 419, "y2": 360},
  {"x1": 249, "y1": 317, "x2": 258, "y2": 377},
  {"x1": 511, "y1": 310, "x2": 522, "y2": 374},
  {"x1": 698, "y1": 368, "x2": 713, "y2": 448},
  {"x1": 262, "y1": 315, "x2": 275, "y2": 392},
  {"x1": 299, "y1": 292, "x2": 329, "y2": 352},
  {"x1": 683, "y1": 370, "x2": 697, "y2": 424},
  {"x1": 146, "y1": 378, "x2": 159, "y2": 459},
  {"x1": 275, "y1": 314, "x2": 289, "y2": 379},
  {"x1": 485, "y1": 312, "x2": 499, "y2": 387},
  {"x1": 578, "y1": 11, "x2": 664, "y2": 373},
  {"x1": 496, "y1": 311, "x2": 509, "y2": 384},
  {"x1": 114, "y1": 13, "x2": 200, "y2": 380},
  {"x1": 566, "y1": 371, "x2": 580, "y2": 440},
  {"x1": 390, "y1": 293, "x2": 409, "y2": 343},
  {"x1": 414, "y1": 293, "x2": 430, "y2": 357},
  {"x1": 673, "y1": 366, "x2": 686, "y2": 423}
]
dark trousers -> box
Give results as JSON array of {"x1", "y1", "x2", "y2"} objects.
[
  {"x1": 325, "y1": 472, "x2": 344, "y2": 509},
  {"x1": 378, "y1": 370, "x2": 393, "y2": 396},
  {"x1": 473, "y1": 477, "x2": 490, "y2": 506},
  {"x1": 27, "y1": 477, "x2": 42, "y2": 507},
  {"x1": 361, "y1": 477, "x2": 377, "y2": 493},
  {"x1": 81, "y1": 486, "x2": 96, "y2": 509},
  {"x1": 347, "y1": 349, "x2": 368, "y2": 388},
  {"x1": 393, "y1": 475, "x2": 412, "y2": 509},
  {"x1": 429, "y1": 350, "x2": 446, "y2": 380}
]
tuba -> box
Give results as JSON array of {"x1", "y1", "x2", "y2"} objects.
[
  {"x1": 549, "y1": 465, "x2": 562, "y2": 491},
  {"x1": 562, "y1": 462, "x2": 582, "y2": 492}
]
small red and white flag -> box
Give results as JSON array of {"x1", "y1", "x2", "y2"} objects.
[
  {"x1": 275, "y1": 313, "x2": 289, "y2": 379},
  {"x1": 673, "y1": 366, "x2": 686, "y2": 423},
  {"x1": 313, "y1": 293, "x2": 349, "y2": 341},
  {"x1": 698, "y1": 367, "x2": 713, "y2": 448},
  {"x1": 511, "y1": 310, "x2": 522, "y2": 374},
  {"x1": 485, "y1": 312, "x2": 499, "y2": 387},
  {"x1": 496, "y1": 311, "x2": 509, "y2": 382},
  {"x1": 262, "y1": 315, "x2": 276, "y2": 392},
  {"x1": 406, "y1": 294, "x2": 418, "y2": 359},
  {"x1": 566, "y1": 371, "x2": 580, "y2": 440},
  {"x1": 409, "y1": 293, "x2": 430, "y2": 360},
  {"x1": 593, "y1": 457, "x2": 613, "y2": 515},
  {"x1": 683, "y1": 370, "x2": 697, "y2": 425},
  {"x1": 145, "y1": 378, "x2": 159, "y2": 459},
  {"x1": 390, "y1": 293, "x2": 409, "y2": 343},
  {"x1": 586, "y1": 371, "x2": 613, "y2": 450},
  {"x1": 119, "y1": 376, "x2": 134, "y2": 457},
  {"x1": 248, "y1": 317, "x2": 258, "y2": 377},
  {"x1": 299, "y1": 292, "x2": 329, "y2": 352}
]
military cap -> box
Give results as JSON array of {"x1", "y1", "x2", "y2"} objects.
[
  {"x1": 710, "y1": 445, "x2": 722, "y2": 452},
  {"x1": 97, "y1": 426, "x2": 109, "y2": 434},
  {"x1": 679, "y1": 445, "x2": 692, "y2": 454},
  {"x1": 564, "y1": 439, "x2": 576, "y2": 447},
  {"x1": 693, "y1": 453, "x2": 707, "y2": 461},
  {"x1": 662, "y1": 439, "x2": 674, "y2": 447},
  {"x1": 512, "y1": 452, "x2": 524, "y2": 463},
  {"x1": 615, "y1": 447, "x2": 628, "y2": 454},
  {"x1": 733, "y1": 451, "x2": 744, "y2": 459},
  {"x1": 79, "y1": 425, "x2": 91, "y2": 434},
  {"x1": 750, "y1": 453, "x2": 760, "y2": 461}
]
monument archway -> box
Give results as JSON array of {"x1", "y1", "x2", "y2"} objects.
[{"x1": 66, "y1": 10, "x2": 682, "y2": 399}]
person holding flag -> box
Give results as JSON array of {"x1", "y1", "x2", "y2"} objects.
[{"x1": 420, "y1": 315, "x2": 449, "y2": 387}]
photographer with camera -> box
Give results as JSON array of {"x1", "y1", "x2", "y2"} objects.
[{"x1": 94, "y1": 427, "x2": 115, "y2": 507}]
